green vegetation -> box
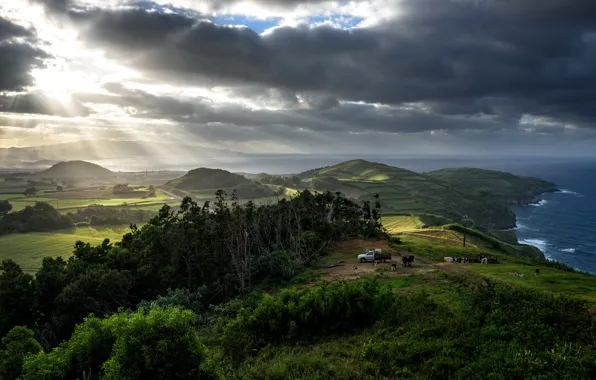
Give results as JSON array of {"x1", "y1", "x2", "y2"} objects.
[
  {"x1": 21, "y1": 307, "x2": 214, "y2": 380},
  {"x1": 382, "y1": 215, "x2": 424, "y2": 233},
  {"x1": 5, "y1": 191, "x2": 173, "y2": 212},
  {"x1": 300, "y1": 159, "x2": 517, "y2": 229},
  {"x1": 164, "y1": 167, "x2": 275, "y2": 199},
  {"x1": 0, "y1": 190, "x2": 384, "y2": 358},
  {"x1": 467, "y1": 263, "x2": 596, "y2": 305},
  {"x1": 0, "y1": 226, "x2": 129, "y2": 271},
  {"x1": 2, "y1": 160, "x2": 591, "y2": 379},
  {"x1": 0, "y1": 326, "x2": 43, "y2": 380},
  {"x1": 426, "y1": 167, "x2": 558, "y2": 204},
  {"x1": 0, "y1": 202, "x2": 72, "y2": 235}
]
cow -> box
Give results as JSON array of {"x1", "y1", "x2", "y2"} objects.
[
  {"x1": 535, "y1": 268, "x2": 540, "y2": 276},
  {"x1": 402, "y1": 255, "x2": 414, "y2": 267},
  {"x1": 391, "y1": 263, "x2": 397, "y2": 271}
]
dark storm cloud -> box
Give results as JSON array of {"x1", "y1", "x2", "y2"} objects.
[
  {"x1": 64, "y1": 0, "x2": 596, "y2": 131},
  {"x1": 0, "y1": 93, "x2": 90, "y2": 117},
  {"x1": 88, "y1": 85, "x2": 510, "y2": 137},
  {"x1": 0, "y1": 17, "x2": 48, "y2": 92}
]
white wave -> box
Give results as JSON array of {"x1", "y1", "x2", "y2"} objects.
[
  {"x1": 558, "y1": 189, "x2": 584, "y2": 197},
  {"x1": 529, "y1": 199, "x2": 548, "y2": 207},
  {"x1": 514, "y1": 222, "x2": 538, "y2": 232},
  {"x1": 520, "y1": 238, "x2": 549, "y2": 253},
  {"x1": 561, "y1": 248, "x2": 576, "y2": 253}
]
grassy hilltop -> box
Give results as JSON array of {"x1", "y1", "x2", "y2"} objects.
[{"x1": 299, "y1": 159, "x2": 517, "y2": 229}]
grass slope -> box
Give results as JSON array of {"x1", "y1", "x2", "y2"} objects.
[
  {"x1": 0, "y1": 226, "x2": 129, "y2": 271},
  {"x1": 219, "y1": 232, "x2": 596, "y2": 379},
  {"x1": 426, "y1": 167, "x2": 558, "y2": 204},
  {"x1": 300, "y1": 159, "x2": 516, "y2": 229}
]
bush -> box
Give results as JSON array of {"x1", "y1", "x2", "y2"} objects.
[
  {"x1": 0, "y1": 202, "x2": 72, "y2": 235},
  {"x1": 21, "y1": 307, "x2": 217, "y2": 380},
  {"x1": 0, "y1": 326, "x2": 43, "y2": 380},
  {"x1": 221, "y1": 280, "x2": 395, "y2": 358}
]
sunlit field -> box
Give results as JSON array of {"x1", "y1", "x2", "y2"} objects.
[
  {"x1": 0, "y1": 226, "x2": 131, "y2": 272},
  {"x1": 1, "y1": 190, "x2": 175, "y2": 212}
]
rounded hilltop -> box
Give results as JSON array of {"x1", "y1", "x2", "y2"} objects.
[
  {"x1": 37, "y1": 160, "x2": 114, "y2": 179},
  {"x1": 164, "y1": 167, "x2": 275, "y2": 199}
]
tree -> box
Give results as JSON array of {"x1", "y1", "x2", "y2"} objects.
[
  {"x1": 0, "y1": 200, "x2": 12, "y2": 215},
  {"x1": 23, "y1": 187, "x2": 37, "y2": 197},
  {"x1": 0, "y1": 260, "x2": 34, "y2": 337},
  {"x1": 0, "y1": 326, "x2": 43, "y2": 380}
]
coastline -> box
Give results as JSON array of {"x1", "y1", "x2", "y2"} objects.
[
  {"x1": 513, "y1": 187, "x2": 591, "y2": 272},
  {"x1": 510, "y1": 189, "x2": 561, "y2": 260}
]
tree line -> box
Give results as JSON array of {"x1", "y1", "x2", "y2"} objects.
[{"x1": 0, "y1": 190, "x2": 385, "y2": 379}]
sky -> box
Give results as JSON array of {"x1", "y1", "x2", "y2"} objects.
[{"x1": 1, "y1": 0, "x2": 596, "y2": 163}]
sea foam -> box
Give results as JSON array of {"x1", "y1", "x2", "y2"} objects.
[
  {"x1": 561, "y1": 248, "x2": 576, "y2": 253},
  {"x1": 529, "y1": 199, "x2": 548, "y2": 207},
  {"x1": 514, "y1": 222, "x2": 539, "y2": 232},
  {"x1": 520, "y1": 238, "x2": 549, "y2": 254},
  {"x1": 558, "y1": 189, "x2": 584, "y2": 197}
]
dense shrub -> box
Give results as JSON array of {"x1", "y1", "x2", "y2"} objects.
[
  {"x1": 21, "y1": 307, "x2": 216, "y2": 380},
  {"x1": 68, "y1": 206, "x2": 155, "y2": 225},
  {"x1": 221, "y1": 280, "x2": 395, "y2": 357},
  {"x1": 359, "y1": 281, "x2": 596, "y2": 379}
]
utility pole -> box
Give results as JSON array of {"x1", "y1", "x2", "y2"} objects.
[{"x1": 462, "y1": 215, "x2": 472, "y2": 248}]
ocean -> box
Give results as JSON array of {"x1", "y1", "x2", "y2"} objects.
[{"x1": 95, "y1": 154, "x2": 596, "y2": 273}]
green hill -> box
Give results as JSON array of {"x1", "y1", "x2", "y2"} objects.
[
  {"x1": 164, "y1": 167, "x2": 275, "y2": 199},
  {"x1": 426, "y1": 167, "x2": 558, "y2": 204},
  {"x1": 299, "y1": 159, "x2": 517, "y2": 229},
  {"x1": 37, "y1": 160, "x2": 114, "y2": 179}
]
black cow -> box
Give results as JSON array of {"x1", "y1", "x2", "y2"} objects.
[{"x1": 402, "y1": 255, "x2": 414, "y2": 267}]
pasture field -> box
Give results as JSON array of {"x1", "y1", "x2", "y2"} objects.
[
  {"x1": 0, "y1": 193, "x2": 24, "y2": 201},
  {"x1": 384, "y1": 235, "x2": 596, "y2": 306},
  {"x1": 466, "y1": 262, "x2": 596, "y2": 305},
  {"x1": 0, "y1": 226, "x2": 131, "y2": 272},
  {"x1": 1, "y1": 189, "x2": 175, "y2": 211},
  {"x1": 381, "y1": 215, "x2": 424, "y2": 233}
]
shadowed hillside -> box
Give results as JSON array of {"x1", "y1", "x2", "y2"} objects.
[
  {"x1": 426, "y1": 167, "x2": 558, "y2": 204},
  {"x1": 164, "y1": 167, "x2": 275, "y2": 199},
  {"x1": 36, "y1": 161, "x2": 114, "y2": 179},
  {"x1": 299, "y1": 159, "x2": 517, "y2": 229}
]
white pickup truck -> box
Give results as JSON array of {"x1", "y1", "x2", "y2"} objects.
[{"x1": 357, "y1": 248, "x2": 392, "y2": 263}]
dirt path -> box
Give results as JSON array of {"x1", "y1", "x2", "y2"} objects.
[
  {"x1": 318, "y1": 239, "x2": 484, "y2": 284},
  {"x1": 319, "y1": 239, "x2": 438, "y2": 282}
]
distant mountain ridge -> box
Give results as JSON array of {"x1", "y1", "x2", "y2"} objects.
[{"x1": 37, "y1": 161, "x2": 114, "y2": 179}]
